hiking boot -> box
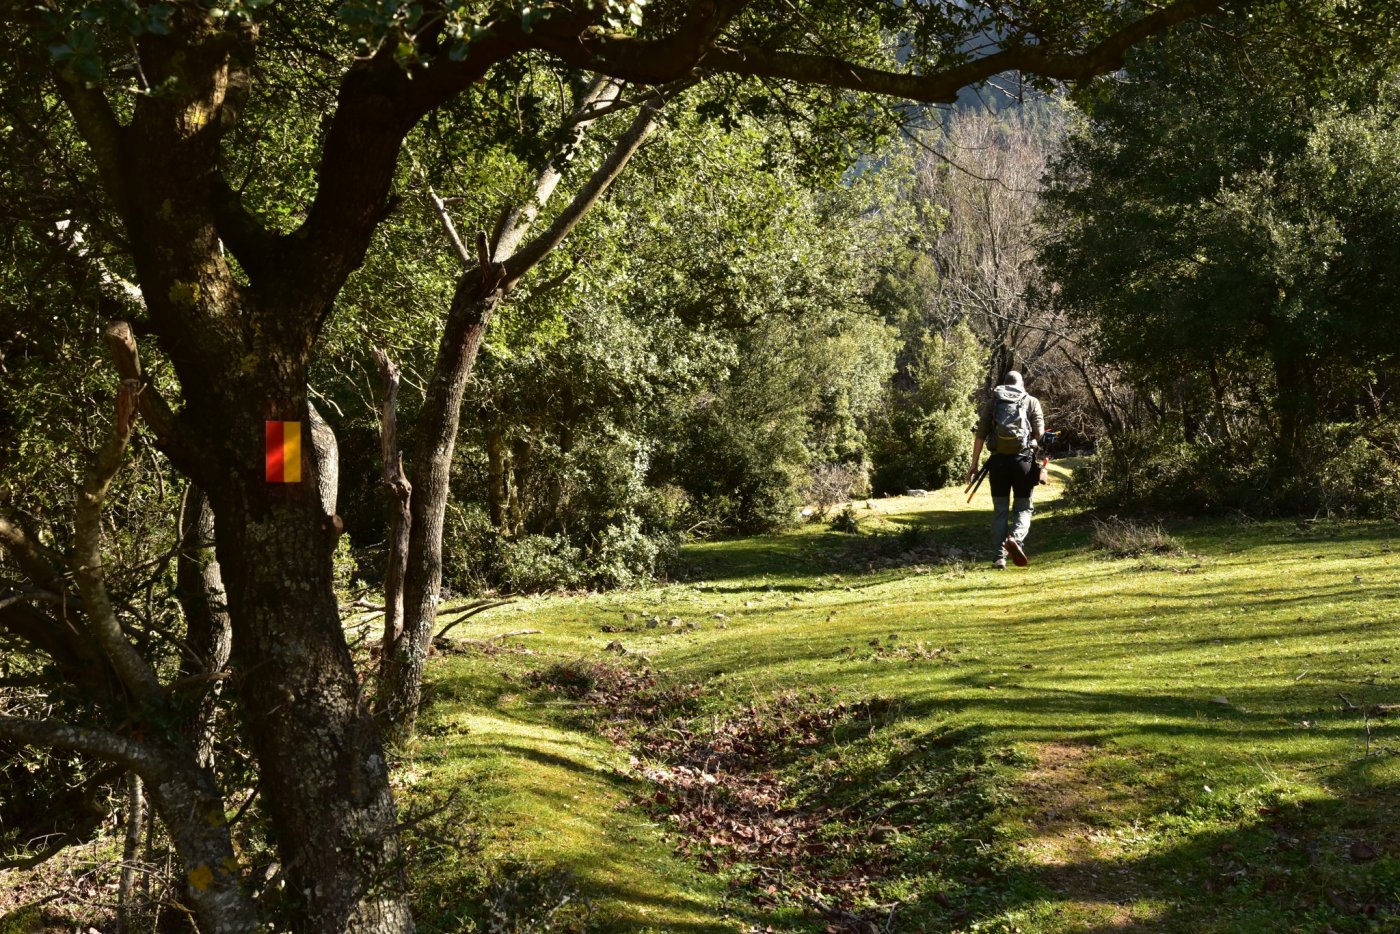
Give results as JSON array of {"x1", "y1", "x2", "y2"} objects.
[
  {"x1": 1004, "y1": 536, "x2": 1028, "y2": 567},
  {"x1": 993, "y1": 556, "x2": 1006, "y2": 570}
]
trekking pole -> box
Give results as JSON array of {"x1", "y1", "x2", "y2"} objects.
[
  {"x1": 1037, "y1": 430, "x2": 1058, "y2": 485},
  {"x1": 962, "y1": 462, "x2": 983, "y2": 495},
  {"x1": 965, "y1": 461, "x2": 991, "y2": 503}
]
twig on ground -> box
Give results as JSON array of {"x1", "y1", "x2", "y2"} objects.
[
  {"x1": 447, "y1": 629, "x2": 544, "y2": 648},
  {"x1": 805, "y1": 894, "x2": 877, "y2": 932},
  {"x1": 433, "y1": 599, "x2": 513, "y2": 639}
]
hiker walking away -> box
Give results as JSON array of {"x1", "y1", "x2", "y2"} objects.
[{"x1": 966, "y1": 371, "x2": 1045, "y2": 569}]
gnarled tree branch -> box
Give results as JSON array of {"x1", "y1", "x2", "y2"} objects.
[
  {"x1": 504, "y1": 84, "x2": 675, "y2": 282},
  {"x1": 102, "y1": 321, "x2": 201, "y2": 478},
  {"x1": 0, "y1": 716, "x2": 161, "y2": 772},
  {"x1": 72, "y1": 379, "x2": 163, "y2": 702}
]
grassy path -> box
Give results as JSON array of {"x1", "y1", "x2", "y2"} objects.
[{"x1": 406, "y1": 468, "x2": 1400, "y2": 932}]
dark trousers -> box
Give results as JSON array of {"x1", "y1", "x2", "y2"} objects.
[
  {"x1": 987, "y1": 453, "x2": 1037, "y2": 498},
  {"x1": 986, "y1": 453, "x2": 1036, "y2": 555}
]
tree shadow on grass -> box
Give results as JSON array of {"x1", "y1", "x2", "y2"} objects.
[
  {"x1": 686, "y1": 508, "x2": 1097, "y2": 588},
  {"x1": 978, "y1": 793, "x2": 1399, "y2": 933},
  {"x1": 410, "y1": 695, "x2": 756, "y2": 932}
]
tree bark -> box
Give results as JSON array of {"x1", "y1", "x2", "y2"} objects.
[
  {"x1": 1271, "y1": 351, "x2": 1313, "y2": 470},
  {"x1": 210, "y1": 465, "x2": 411, "y2": 930},
  {"x1": 177, "y1": 485, "x2": 232, "y2": 769},
  {"x1": 486, "y1": 429, "x2": 508, "y2": 532},
  {"x1": 372, "y1": 349, "x2": 413, "y2": 677},
  {"x1": 117, "y1": 772, "x2": 145, "y2": 934},
  {"x1": 309, "y1": 402, "x2": 341, "y2": 522},
  {"x1": 141, "y1": 744, "x2": 259, "y2": 934},
  {"x1": 378, "y1": 89, "x2": 667, "y2": 743}
]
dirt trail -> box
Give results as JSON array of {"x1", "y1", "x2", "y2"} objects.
[{"x1": 1017, "y1": 743, "x2": 1156, "y2": 931}]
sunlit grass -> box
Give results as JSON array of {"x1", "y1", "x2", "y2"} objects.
[{"x1": 406, "y1": 463, "x2": 1400, "y2": 931}]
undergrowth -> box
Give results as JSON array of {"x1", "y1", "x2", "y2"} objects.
[{"x1": 1090, "y1": 515, "x2": 1185, "y2": 558}]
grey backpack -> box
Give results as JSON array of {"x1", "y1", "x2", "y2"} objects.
[{"x1": 988, "y1": 386, "x2": 1031, "y2": 456}]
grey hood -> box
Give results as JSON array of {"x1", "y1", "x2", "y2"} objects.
[{"x1": 993, "y1": 385, "x2": 1027, "y2": 405}]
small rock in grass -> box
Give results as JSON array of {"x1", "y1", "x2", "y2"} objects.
[
  {"x1": 668, "y1": 616, "x2": 684, "y2": 627},
  {"x1": 604, "y1": 640, "x2": 626, "y2": 654},
  {"x1": 1351, "y1": 841, "x2": 1378, "y2": 862},
  {"x1": 1209, "y1": 696, "x2": 1230, "y2": 706},
  {"x1": 713, "y1": 612, "x2": 728, "y2": 620},
  {"x1": 647, "y1": 616, "x2": 660, "y2": 629}
]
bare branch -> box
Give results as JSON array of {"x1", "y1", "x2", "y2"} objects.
[
  {"x1": 407, "y1": 147, "x2": 474, "y2": 269},
  {"x1": 102, "y1": 321, "x2": 197, "y2": 475},
  {"x1": 72, "y1": 380, "x2": 163, "y2": 701},
  {"x1": 504, "y1": 85, "x2": 679, "y2": 282},
  {"x1": 492, "y1": 75, "x2": 620, "y2": 262},
  {"x1": 50, "y1": 221, "x2": 145, "y2": 310}
]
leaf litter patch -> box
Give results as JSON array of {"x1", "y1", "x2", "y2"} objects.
[
  {"x1": 521, "y1": 659, "x2": 1031, "y2": 930},
  {"x1": 834, "y1": 634, "x2": 962, "y2": 664},
  {"x1": 522, "y1": 657, "x2": 703, "y2": 731},
  {"x1": 629, "y1": 693, "x2": 1029, "y2": 931}
]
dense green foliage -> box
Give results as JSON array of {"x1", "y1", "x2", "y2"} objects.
[
  {"x1": 868, "y1": 321, "x2": 983, "y2": 495},
  {"x1": 1042, "y1": 26, "x2": 1400, "y2": 515},
  {"x1": 317, "y1": 101, "x2": 910, "y2": 592}
]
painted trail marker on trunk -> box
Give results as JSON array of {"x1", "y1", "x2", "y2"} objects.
[{"x1": 265, "y1": 420, "x2": 302, "y2": 483}]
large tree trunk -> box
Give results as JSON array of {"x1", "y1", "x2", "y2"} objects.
[
  {"x1": 179, "y1": 454, "x2": 394, "y2": 933},
  {"x1": 80, "y1": 12, "x2": 417, "y2": 919},
  {"x1": 209, "y1": 438, "x2": 411, "y2": 931}
]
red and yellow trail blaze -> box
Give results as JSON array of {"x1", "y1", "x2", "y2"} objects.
[{"x1": 264, "y1": 420, "x2": 302, "y2": 483}]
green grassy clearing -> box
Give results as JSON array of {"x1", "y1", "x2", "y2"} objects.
[{"x1": 404, "y1": 463, "x2": 1400, "y2": 932}]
